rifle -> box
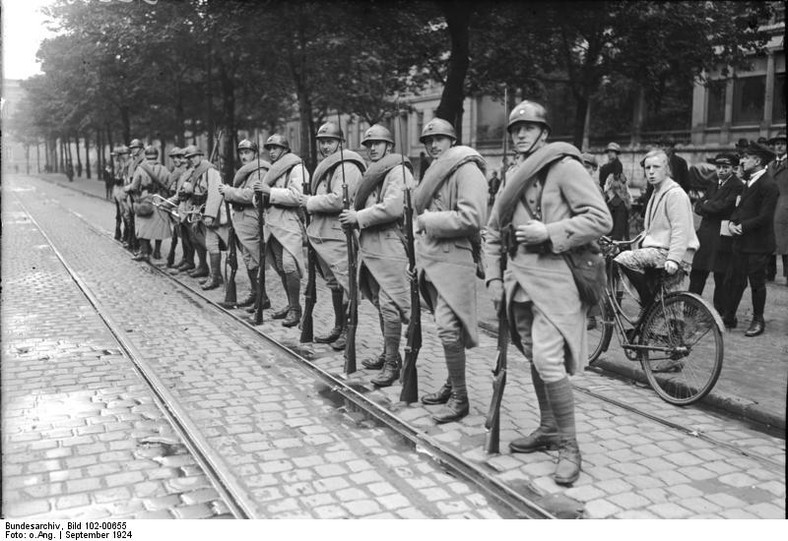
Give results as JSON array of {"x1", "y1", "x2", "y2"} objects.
[
  {"x1": 254, "y1": 134, "x2": 267, "y2": 325},
  {"x1": 166, "y1": 174, "x2": 179, "y2": 266},
  {"x1": 300, "y1": 162, "x2": 317, "y2": 343},
  {"x1": 484, "y1": 87, "x2": 510, "y2": 454},
  {"x1": 337, "y1": 113, "x2": 357, "y2": 374},
  {"x1": 219, "y1": 132, "x2": 238, "y2": 306},
  {"x1": 397, "y1": 105, "x2": 421, "y2": 403}
]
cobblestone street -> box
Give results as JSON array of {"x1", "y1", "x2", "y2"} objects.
[{"x1": 2, "y1": 173, "x2": 786, "y2": 520}]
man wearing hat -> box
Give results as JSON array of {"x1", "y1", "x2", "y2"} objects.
[
  {"x1": 485, "y1": 100, "x2": 611, "y2": 485},
  {"x1": 767, "y1": 131, "x2": 787, "y2": 285},
  {"x1": 163, "y1": 147, "x2": 188, "y2": 268},
  {"x1": 688, "y1": 153, "x2": 743, "y2": 314},
  {"x1": 301, "y1": 122, "x2": 366, "y2": 349},
  {"x1": 180, "y1": 145, "x2": 213, "y2": 281},
  {"x1": 122, "y1": 139, "x2": 145, "y2": 253},
  {"x1": 190, "y1": 144, "x2": 228, "y2": 291},
  {"x1": 598, "y1": 142, "x2": 622, "y2": 190},
  {"x1": 339, "y1": 124, "x2": 413, "y2": 388},
  {"x1": 218, "y1": 139, "x2": 271, "y2": 311},
  {"x1": 415, "y1": 117, "x2": 487, "y2": 424},
  {"x1": 722, "y1": 141, "x2": 779, "y2": 335},
  {"x1": 103, "y1": 153, "x2": 115, "y2": 201},
  {"x1": 126, "y1": 146, "x2": 171, "y2": 262},
  {"x1": 254, "y1": 135, "x2": 308, "y2": 328}
]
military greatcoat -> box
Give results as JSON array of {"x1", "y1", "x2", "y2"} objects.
[
  {"x1": 130, "y1": 161, "x2": 171, "y2": 240},
  {"x1": 415, "y1": 151, "x2": 488, "y2": 348},
  {"x1": 264, "y1": 157, "x2": 308, "y2": 276},
  {"x1": 306, "y1": 152, "x2": 364, "y2": 294}
]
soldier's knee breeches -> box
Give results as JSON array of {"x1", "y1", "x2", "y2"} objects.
[{"x1": 511, "y1": 301, "x2": 567, "y2": 383}]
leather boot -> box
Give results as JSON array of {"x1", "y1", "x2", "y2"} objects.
[
  {"x1": 282, "y1": 272, "x2": 302, "y2": 328},
  {"x1": 189, "y1": 249, "x2": 209, "y2": 278},
  {"x1": 421, "y1": 378, "x2": 452, "y2": 405},
  {"x1": 237, "y1": 268, "x2": 259, "y2": 308},
  {"x1": 152, "y1": 240, "x2": 162, "y2": 259},
  {"x1": 510, "y1": 365, "x2": 560, "y2": 453},
  {"x1": 545, "y1": 377, "x2": 581, "y2": 485},
  {"x1": 362, "y1": 352, "x2": 385, "y2": 370},
  {"x1": 330, "y1": 324, "x2": 348, "y2": 351},
  {"x1": 201, "y1": 253, "x2": 224, "y2": 290},
  {"x1": 431, "y1": 342, "x2": 469, "y2": 423},
  {"x1": 270, "y1": 273, "x2": 290, "y2": 319},
  {"x1": 132, "y1": 240, "x2": 151, "y2": 262},
  {"x1": 371, "y1": 324, "x2": 402, "y2": 387},
  {"x1": 744, "y1": 317, "x2": 765, "y2": 337},
  {"x1": 316, "y1": 289, "x2": 344, "y2": 343}
]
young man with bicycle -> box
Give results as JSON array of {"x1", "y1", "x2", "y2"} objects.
[
  {"x1": 485, "y1": 100, "x2": 612, "y2": 485},
  {"x1": 614, "y1": 149, "x2": 698, "y2": 313}
]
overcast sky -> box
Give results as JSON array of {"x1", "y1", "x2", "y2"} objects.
[{"x1": 2, "y1": 0, "x2": 55, "y2": 80}]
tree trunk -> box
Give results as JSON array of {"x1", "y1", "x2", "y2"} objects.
[
  {"x1": 175, "y1": 80, "x2": 186, "y2": 147},
  {"x1": 36, "y1": 143, "x2": 41, "y2": 173},
  {"x1": 218, "y1": 58, "x2": 237, "y2": 181},
  {"x1": 84, "y1": 133, "x2": 91, "y2": 179},
  {"x1": 25, "y1": 144, "x2": 30, "y2": 175},
  {"x1": 75, "y1": 133, "x2": 83, "y2": 177},
  {"x1": 572, "y1": 93, "x2": 588, "y2": 149},
  {"x1": 106, "y1": 123, "x2": 114, "y2": 156},
  {"x1": 434, "y1": 1, "x2": 472, "y2": 144},
  {"x1": 96, "y1": 127, "x2": 103, "y2": 174},
  {"x1": 120, "y1": 106, "x2": 131, "y2": 145}
]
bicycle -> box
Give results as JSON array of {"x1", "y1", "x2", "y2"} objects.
[{"x1": 586, "y1": 235, "x2": 724, "y2": 405}]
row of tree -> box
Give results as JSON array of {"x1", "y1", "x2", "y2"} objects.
[{"x1": 9, "y1": 0, "x2": 775, "y2": 178}]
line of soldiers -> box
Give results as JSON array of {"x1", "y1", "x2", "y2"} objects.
[{"x1": 110, "y1": 98, "x2": 613, "y2": 486}]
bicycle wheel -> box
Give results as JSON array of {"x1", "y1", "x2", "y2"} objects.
[
  {"x1": 639, "y1": 292, "x2": 723, "y2": 405},
  {"x1": 587, "y1": 296, "x2": 613, "y2": 364}
]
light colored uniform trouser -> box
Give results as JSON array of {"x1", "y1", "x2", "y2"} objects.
[
  {"x1": 510, "y1": 299, "x2": 568, "y2": 384},
  {"x1": 205, "y1": 224, "x2": 229, "y2": 254},
  {"x1": 423, "y1": 280, "x2": 462, "y2": 346},
  {"x1": 232, "y1": 209, "x2": 260, "y2": 269},
  {"x1": 362, "y1": 268, "x2": 402, "y2": 325}
]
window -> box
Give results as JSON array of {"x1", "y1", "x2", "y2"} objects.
[
  {"x1": 706, "y1": 80, "x2": 726, "y2": 127},
  {"x1": 732, "y1": 76, "x2": 766, "y2": 125},
  {"x1": 773, "y1": 73, "x2": 786, "y2": 124}
]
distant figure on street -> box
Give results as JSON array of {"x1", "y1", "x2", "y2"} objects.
[
  {"x1": 103, "y1": 161, "x2": 114, "y2": 200},
  {"x1": 598, "y1": 142, "x2": 623, "y2": 190},
  {"x1": 600, "y1": 143, "x2": 631, "y2": 241},
  {"x1": 722, "y1": 142, "x2": 778, "y2": 336},
  {"x1": 66, "y1": 163, "x2": 74, "y2": 182},
  {"x1": 488, "y1": 170, "x2": 501, "y2": 205}
]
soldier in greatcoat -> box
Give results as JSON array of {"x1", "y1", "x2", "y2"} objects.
[
  {"x1": 413, "y1": 118, "x2": 488, "y2": 424},
  {"x1": 123, "y1": 139, "x2": 145, "y2": 253},
  {"x1": 253, "y1": 135, "x2": 308, "y2": 327},
  {"x1": 339, "y1": 124, "x2": 412, "y2": 387},
  {"x1": 180, "y1": 145, "x2": 215, "y2": 281},
  {"x1": 171, "y1": 149, "x2": 198, "y2": 274},
  {"x1": 300, "y1": 123, "x2": 366, "y2": 349},
  {"x1": 218, "y1": 139, "x2": 272, "y2": 311},
  {"x1": 126, "y1": 146, "x2": 171, "y2": 262},
  {"x1": 163, "y1": 147, "x2": 187, "y2": 268},
  {"x1": 688, "y1": 153, "x2": 743, "y2": 314},
  {"x1": 485, "y1": 100, "x2": 612, "y2": 485},
  {"x1": 189, "y1": 145, "x2": 228, "y2": 290}
]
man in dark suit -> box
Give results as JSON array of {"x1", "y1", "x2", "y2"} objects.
[
  {"x1": 723, "y1": 142, "x2": 779, "y2": 336},
  {"x1": 688, "y1": 153, "x2": 743, "y2": 315}
]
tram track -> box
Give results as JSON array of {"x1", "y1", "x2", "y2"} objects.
[
  {"x1": 62, "y1": 200, "x2": 785, "y2": 474},
  {"x1": 17, "y1": 186, "x2": 559, "y2": 519},
  {"x1": 19, "y1": 177, "x2": 785, "y2": 518}
]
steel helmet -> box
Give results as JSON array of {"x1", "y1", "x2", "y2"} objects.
[
  {"x1": 361, "y1": 124, "x2": 394, "y2": 146},
  {"x1": 237, "y1": 139, "x2": 258, "y2": 153},
  {"x1": 507, "y1": 100, "x2": 550, "y2": 134},
  {"x1": 419, "y1": 118, "x2": 456, "y2": 143},
  {"x1": 144, "y1": 145, "x2": 159, "y2": 158},
  {"x1": 263, "y1": 134, "x2": 290, "y2": 151},
  {"x1": 168, "y1": 146, "x2": 183, "y2": 157},
  {"x1": 316, "y1": 122, "x2": 343, "y2": 140},
  {"x1": 183, "y1": 145, "x2": 203, "y2": 158},
  {"x1": 129, "y1": 138, "x2": 144, "y2": 150}
]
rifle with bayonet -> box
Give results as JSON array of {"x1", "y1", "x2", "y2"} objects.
[
  {"x1": 484, "y1": 88, "x2": 510, "y2": 454},
  {"x1": 397, "y1": 105, "x2": 421, "y2": 403},
  {"x1": 300, "y1": 162, "x2": 317, "y2": 343},
  {"x1": 337, "y1": 113, "x2": 357, "y2": 375},
  {"x1": 254, "y1": 134, "x2": 267, "y2": 325}
]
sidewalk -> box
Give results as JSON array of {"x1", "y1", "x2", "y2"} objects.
[{"x1": 37, "y1": 172, "x2": 788, "y2": 433}]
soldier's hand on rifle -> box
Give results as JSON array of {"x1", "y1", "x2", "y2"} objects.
[
  {"x1": 298, "y1": 193, "x2": 310, "y2": 207},
  {"x1": 252, "y1": 179, "x2": 271, "y2": 195},
  {"x1": 339, "y1": 209, "x2": 358, "y2": 229},
  {"x1": 488, "y1": 279, "x2": 504, "y2": 314},
  {"x1": 515, "y1": 220, "x2": 548, "y2": 245},
  {"x1": 414, "y1": 213, "x2": 426, "y2": 235},
  {"x1": 407, "y1": 266, "x2": 418, "y2": 284},
  {"x1": 217, "y1": 184, "x2": 227, "y2": 195},
  {"x1": 203, "y1": 216, "x2": 214, "y2": 227}
]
